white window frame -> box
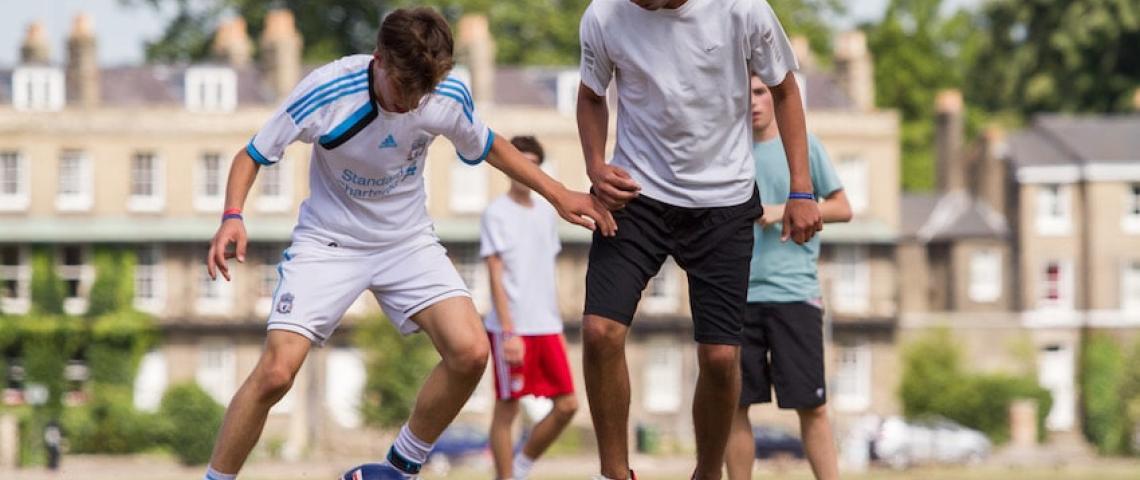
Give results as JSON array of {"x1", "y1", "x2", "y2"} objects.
[
  {"x1": 184, "y1": 66, "x2": 238, "y2": 113},
  {"x1": 831, "y1": 245, "x2": 871, "y2": 314},
  {"x1": 133, "y1": 244, "x2": 165, "y2": 315},
  {"x1": 195, "y1": 339, "x2": 236, "y2": 406},
  {"x1": 0, "y1": 151, "x2": 30, "y2": 212},
  {"x1": 324, "y1": 347, "x2": 366, "y2": 428},
  {"x1": 1038, "y1": 259, "x2": 1074, "y2": 311},
  {"x1": 256, "y1": 162, "x2": 292, "y2": 213},
  {"x1": 196, "y1": 268, "x2": 234, "y2": 315},
  {"x1": 449, "y1": 161, "x2": 488, "y2": 214},
  {"x1": 56, "y1": 150, "x2": 93, "y2": 212},
  {"x1": 1121, "y1": 260, "x2": 1140, "y2": 312},
  {"x1": 133, "y1": 350, "x2": 168, "y2": 412},
  {"x1": 0, "y1": 245, "x2": 30, "y2": 315},
  {"x1": 128, "y1": 152, "x2": 165, "y2": 212},
  {"x1": 1036, "y1": 184, "x2": 1072, "y2": 236},
  {"x1": 453, "y1": 245, "x2": 489, "y2": 312},
  {"x1": 194, "y1": 152, "x2": 227, "y2": 212},
  {"x1": 642, "y1": 258, "x2": 681, "y2": 314},
  {"x1": 58, "y1": 245, "x2": 92, "y2": 316},
  {"x1": 833, "y1": 341, "x2": 872, "y2": 412},
  {"x1": 835, "y1": 155, "x2": 869, "y2": 214},
  {"x1": 1122, "y1": 184, "x2": 1140, "y2": 234},
  {"x1": 642, "y1": 342, "x2": 683, "y2": 413},
  {"x1": 11, "y1": 66, "x2": 65, "y2": 111},
  {"x1": 968, "y1": 248, "x2": 1002, "y2": 303}
]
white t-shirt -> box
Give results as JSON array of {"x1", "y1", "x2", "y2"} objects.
[
  {"x1": 579, "y1": 0, "x2": 799, "y2": 208},
  {"x1": 248, "y1": 54, "x2": 493, "y2": 249},
  {"x1": 479, "y1": 194, "x2": 563, "y2": 335}
]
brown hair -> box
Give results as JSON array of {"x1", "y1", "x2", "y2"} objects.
[
  {"x1": 510, "y1": 135, "x2": 545, "y2": 165},
  {"x1": 375, "y1": 7, "x2": 455, "y2": 107}
]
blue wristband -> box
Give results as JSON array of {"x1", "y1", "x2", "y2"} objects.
[
  {"x1": 222, "y1": 213, "x2": 243, "y2": 222},
  {"x1": 788, "y1": 192, "x2": 815, "y2": 201}
]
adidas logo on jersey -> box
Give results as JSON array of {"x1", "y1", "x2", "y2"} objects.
[{"x1": 379, "y1": 134, "x2": 398, "y2": 149}]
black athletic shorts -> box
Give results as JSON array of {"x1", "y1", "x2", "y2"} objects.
[
  {"x1": 584, "y1": 188, "x2": 761, "y2": 345},
  {"x1": 740, "y1": 302, "x2": 827, "y2": 409}
]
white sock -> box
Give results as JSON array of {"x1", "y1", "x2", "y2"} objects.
[
  {"x1": 512, "y1": 452, "x2": 535, "y2": 479},
  {"x1": 386, "y1": 423, "x2": 434, "y2": 475},
  {"x1": 204, "y1": 466, "x2": 236, "y2": 480}
]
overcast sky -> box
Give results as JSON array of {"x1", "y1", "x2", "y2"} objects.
[{"x1": 0, "y1": 0, "x2": 986, "y2": 67}]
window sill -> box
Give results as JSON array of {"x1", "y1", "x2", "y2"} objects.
[
  {"x1": 1, "y1": 298, "x2": 29, "y2": 315},
  {"x1": 134, "y1": 298, "x2": 165, "y2": 316},
  {"x1": 63, "y1": 298, "x2": 88, "y2": 316},
  {"x1": 0, "y1": 195, "x2": 29, "y2": 212},
  {"x1": 56, "y1": 196, "x2": 93, "y2": 212},
  {"x1": 128, "y1": 197, "x2": 165, "y2": 213},
  {"x1": 196, "y1": 299, "x2": 233, "y2": 316},
  {"x1": 1035, "y1": 219, "x2": 1072, "y2": 236},
  {"x1": 193, "y1": 196, "x2": 225, "y2": 213},
  {"x1": 256, "y1": 197, "x2": 291, "y2": 213}
]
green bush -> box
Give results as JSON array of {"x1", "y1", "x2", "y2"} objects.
[
  {"x1": 355, "y1": 320, "x2": 440, "y2": 428},
  {"x1": 85, "y1": 247, "x2": 136, "y2": 318},
  {"x1": 158, "y1": 383, "x2": 224, "y2": 465},
  {"x1": 1081, "y1": 332, "x2": 1128, "y2": 454},
  {"x1": 63, "y1": 386, "x2": 160, "y2": 454},
  {"x1": 901, "y1": 329, "x2": 1051, "y2": 444},
  {"x1": 29, "y1": 248, "x2": 65, "y2": 315}
]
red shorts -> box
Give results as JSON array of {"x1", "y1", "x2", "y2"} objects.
[{"x1": 488, "y1": 332, "x2": 575, "y2": 400}]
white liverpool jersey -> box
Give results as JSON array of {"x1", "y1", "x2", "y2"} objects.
[{"x1": 247, "y1": 54, "x2": 493, "y2": 249}]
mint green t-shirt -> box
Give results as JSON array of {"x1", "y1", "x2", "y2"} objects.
[{"x1": 748, "y1": 134, "x2": 843, "y2": 303}]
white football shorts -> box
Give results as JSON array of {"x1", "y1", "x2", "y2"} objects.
[{"x1": 265, "y1": 236, "x2": 470, "y2": 345}]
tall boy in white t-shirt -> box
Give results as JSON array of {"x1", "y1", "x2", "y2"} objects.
[
  {"x1": 201, "y1": 8, "x2": 613, "y2": 480},
  {"x1": 481, "y1": 136, "x2": 579, "y2": 480}
]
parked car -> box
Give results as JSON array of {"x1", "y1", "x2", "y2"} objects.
[
  {"x1": 425, "y1": 423, "x2": 491, "y2": 475},
  {"x1": 873, "y1": 416, "x2": 990, "y2": 469},
  {"x1": 753, "y1": 426, "x2": 805, "y2": 459}
]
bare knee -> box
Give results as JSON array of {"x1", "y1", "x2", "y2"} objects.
[
  {"x1": 698, "y1": 344, "x2": 740, "y2": 376},
  {"x1": 252, "y1": 361, "x2": 297, "y2": 403},
  {"x1": 797, "y1": 404, "x2": 829, "y2": 421},
  {"x1": 552, "y1": 395, "x2": 579, "y2": 419},
  {"x1": 582, "y1": 316, "x2": 626, "y2": 355},
  {"x1": 446, "y1": 335, "x2": 490, "y2": 377},
  {"x1": 493, "y1": 399, "x2": 520, "y2": 422}
]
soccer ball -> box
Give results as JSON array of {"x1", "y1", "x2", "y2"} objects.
[{"x1": 339, "y1": 463, "x2": 407, "y2": 480}]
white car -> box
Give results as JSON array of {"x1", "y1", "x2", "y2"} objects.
[{"x1": 873, "y1": 416, "x2": 991, "y2": 469}]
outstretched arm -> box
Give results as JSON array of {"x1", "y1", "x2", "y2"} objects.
[
  {"x1": 485, "y1": 135, "x2": 617, "y2": 236},
  {"x1": 206, "y1": 149, "x2": 259, "y2": 281}
]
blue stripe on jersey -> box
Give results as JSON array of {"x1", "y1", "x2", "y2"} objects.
[
  {"x1": 458, "y1": 129, "x2": 495, "y2": 165},
  {"x1": 295, "y1": 85, "x2": 370, "y2": 123},
  {"x1": 444, "y1": 77, "x2": 474, "y2": 105},
  {"x1": 290, "y1": 79, "x2": 368, "y2": 123},
  {"x1": 433, "y1": 90, "x2": 473, "y2": 122},
  {"x1": 318, "y1": 102, "x2": 376, "y2": 146},
  {"x1": 287, "y1": 69, "x2": 368, "y2": 117},
  {"x1": 435, "y1": 83, "x2": 473, "y2": 110},
  {"x1": 246, "y1": 138, "x2": 273, "y2": 165}
]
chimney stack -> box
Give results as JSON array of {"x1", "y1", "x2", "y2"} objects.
[
  {"x1": 21, "y1": 21, "x2": 51, "y2": 64},
  {"x1": 833, "y1": 31, "x2": 874, "y2": 111},
  {"x1": 976, "y1": 126, "x2": 1008, "y2": 214},
  {"x1": 456, "y1": 15, "x2": 495, "y2": 105},
  {"x1": 67, "y1": 13, "x2": 100, "y2": 108},
  {"x1": 790, "y1": 35, "x2": 815, "y2": 71},
  {"x1": 212, "y1": 17, "x2": 253, "y2": 67},
  {"x1": 259, "y1": 9, "x2": 302, "y2": 101},
  {"x1": 935, "y1": 89, "x2": 966, "y2": 192}
]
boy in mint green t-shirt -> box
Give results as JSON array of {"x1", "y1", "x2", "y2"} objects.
[{"x1": 724, "y1": 75, "x2": 853, "y2": 480}]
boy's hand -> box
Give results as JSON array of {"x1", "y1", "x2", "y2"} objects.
[
  {"x1": 757, "y1": 203, "x2": 785, "y2": 228},
  {"x1": 553, "y1": 188, "x2": 618, "y2": 236},
  {"x1": 588, "y1": 164, "x2": 640, "y2": 210},
  {"x1": 503, "y1": 335, "x2": 526, "y2": 366},
  {"x1": 781, "y1": 198, "x2": 823, "y2": 244},
  {"x1": 206, "y1": 219, "x2": 248, "y2": 281}
]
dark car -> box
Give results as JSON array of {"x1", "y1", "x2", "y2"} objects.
[
  {"x1": 753, "y1": 426, "x2": 805, "y2": 459},
  {"x1": 425, "y1": 423, "x2": 491, "y2": 475}
]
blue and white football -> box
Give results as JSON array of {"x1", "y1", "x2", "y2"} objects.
[{"x1": 339, "y1": 463, "x2": 406, "y2": 480}]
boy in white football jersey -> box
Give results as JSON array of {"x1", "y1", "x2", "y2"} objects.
[{"x1": 201, "y1": 8, "x2": 614, "y2": 480}]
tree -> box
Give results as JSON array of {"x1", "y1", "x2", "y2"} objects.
[{"x1": 967, "y1": 0, "x2": 1140, "y2": 115}]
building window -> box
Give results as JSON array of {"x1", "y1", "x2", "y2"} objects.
[
  {"x1": 449, "y1": 162, "x2": 488, "y2": 214},
  {"x1": 324, "y1": 348, "x2": 366, "y2": 428},
  {"x1": 184, "y1": 66, "x2": 237, "y2": 113},
  {"x1": 642, "y1": 258, "x2": 681, "y2": 314},
  {"x1": 833, "y1": 340, "x2": 872, "y2": 412},
  {"x1": 133, "y1": 245, "x2": 164, "y2": 314},
  {"x1": 57, "y1": 150, "x2": 93, "y2": 211},
  {"x1": 254, "y1": 245, "x2": 283, "y2": 315},
  {"x1": 1122, "y1": 261, "x2": 1140, "y2": 312},
  {"x1": 133, "y1": 350, "x2": 167, "y2": 412},
  {"x1": 129, "y1": 152, "x2": 164, "y2": 212},
  {"x1": 1123, "y1": 184, "x2": 1140, "y2": 234},
  {"x1": 1, "y1": 246, "x2": 29, "y2": 315},
  {"x1": 0, "y1": 151, "x2": 29, "y2": 212},
  {"x1": 1038, "y1": 260, "x2": 1074, "y2": 310},
  {"x1": 195, "y1": 339, "x2": 236, "y2": 405},
  {"x1": 968, "y1": 249, "x2": 1002, "y2": 303},
  {"x1": 194, "y1": 152, "x2": 225, "y2": 212},
  {"x1": 196, "y1": 269, "x2": 233, "y2": 315},
  {"x1": 11, "y1": 66, "x2": 65, "y2": 111},
  {"x1": 835, "y1": 155, "x2": 868, "y2": 214},
  {"x1": 58, "y1": 245, "x2": 90, "y2": 316},
  {"x1": 1036, "y1": 184, "x2": 1072, "y2": 235},
  {"x1": 643, "y1": 342, "x2": 683, "y2": 413},
  {"x1": 831, "y1": 245, "x2": 870, "y2": 314},
  {"x1": 453, "y1": 245, "x2": 489, "y2": 312},
  {"x1": 257, "y1": 163, "x2": 291, "y2": 212}
]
